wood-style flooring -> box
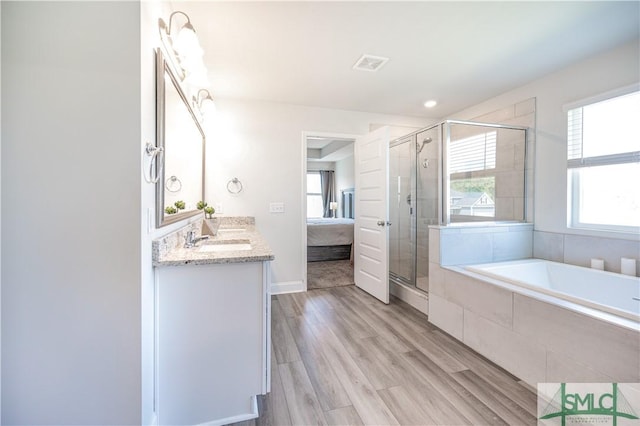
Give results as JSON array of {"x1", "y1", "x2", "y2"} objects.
[{"x1": 232, "y1": 285, "x2": 537, "y2": 426}]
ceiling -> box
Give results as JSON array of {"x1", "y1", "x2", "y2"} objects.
[
  {"x1": 177, "y1": 1, "x2": 639, "y2": 118},
  {"x1": 307, "y1": 137, "x2": 354, "y2": 162}
]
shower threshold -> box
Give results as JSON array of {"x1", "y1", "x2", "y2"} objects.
[
  {"x1": 388, "y1": 274, "x2": 429, "y2": 315},
  {"x1": 389, "y1": 271, "x2": 414, "y2": 288}
]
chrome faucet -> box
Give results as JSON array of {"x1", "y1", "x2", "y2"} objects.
[{"x1": 184, "y1": 230, "x2": 209, "y2": 248}]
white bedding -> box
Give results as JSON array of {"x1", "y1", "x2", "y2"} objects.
[{"x1": 307, "y1": 218, "x2": 354, "y2": 246}]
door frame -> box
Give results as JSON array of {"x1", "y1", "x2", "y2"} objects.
[{"x1": 301, "y1": 131, "x2": 359, "y2": 291}]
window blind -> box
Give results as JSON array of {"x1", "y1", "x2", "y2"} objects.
[
  {"x1": 567, "y1": 104, "x2": 640, "y2": 169},
  {"x1": 567, "y1": 108, "x2": 583, "y2": 161},
  {"x1": 449, "y1": 131, "x2": 496, "y2": 173}
]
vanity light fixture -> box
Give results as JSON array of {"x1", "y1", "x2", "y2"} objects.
[
  {"x1": 159, "y1": 11, "x2": 209, "y2": 87},
  {"x1": 184, "y1": 65, "x2": 210, "y2": 89},
  {"x1": 194, "y1": 89, "x2": 217, "y2": 119},
  {"x1": 159, "y1": 11, "x2": 202, "y2": 57}
]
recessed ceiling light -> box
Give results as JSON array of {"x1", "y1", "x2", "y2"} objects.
[
  {"x1": 353, "y1": 54, "x2": 389, "y2": 72},
  {"x1": 424, "y1": 100, "x2": 437, "y2": 108}
]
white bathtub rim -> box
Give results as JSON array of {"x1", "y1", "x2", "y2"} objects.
[{"x1": 445, "y1": 262, "x2": 640, "y2": 332}]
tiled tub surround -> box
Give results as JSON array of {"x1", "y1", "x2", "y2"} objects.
[
  {"x1": 429, "y1": 222, "x2": 534, "y2": 267},
  {"x1": 428, "y1": 225, "x2": 640, "y2": 386},
  {"x1": 534, "y1": 231, "x2": 640, "y2": 276},
  {"x1": 152, "y1": 216, "x2": 275, "y2": 266}
]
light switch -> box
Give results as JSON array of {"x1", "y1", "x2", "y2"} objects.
[{"x1": 269, "y1": 202, "x2": 285, "y2": 213}]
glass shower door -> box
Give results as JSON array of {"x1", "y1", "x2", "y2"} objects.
[{"x1": 388, "y1": 136, "x2": 416, "y2": 286}]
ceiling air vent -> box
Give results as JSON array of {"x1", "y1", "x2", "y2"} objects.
[{"x1": 352, "y1": 54, "x2": 389, "y2": 72}]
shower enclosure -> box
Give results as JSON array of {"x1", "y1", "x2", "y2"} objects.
[
  {"x1": 389, "y1": 126, "x2": 441, "y2": 292},
  {"x1": 388, "y1": 120, "x2": 528, "y2": 293}
]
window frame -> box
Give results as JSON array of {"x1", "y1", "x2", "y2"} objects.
[{"x1": 565, "y1": 86, "x2": 640, "y2": 234}]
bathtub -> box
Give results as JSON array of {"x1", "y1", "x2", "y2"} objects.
[{"x1": 465, "y1": 258, "x2": 640, "y2": 322}]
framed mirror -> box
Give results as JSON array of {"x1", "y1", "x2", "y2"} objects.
[{"x1": 156, "y1": 48, "x2": 205, "y2": 227}]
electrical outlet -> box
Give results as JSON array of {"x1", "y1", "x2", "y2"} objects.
[
  {"x1": 215, "y1": 203, "x2": 223, "y2": 214},
  {"x1": 269, "y1": 202, "x2": 285, "y2": 213}
]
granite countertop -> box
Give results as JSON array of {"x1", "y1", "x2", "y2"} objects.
[{"x1": 152, "y1": 217, "x2": 275, "y2": 267}]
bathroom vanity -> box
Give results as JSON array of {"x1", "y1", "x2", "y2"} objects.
[{"x1": 152, "y1": 217, "x2": 274, "y2": 425}]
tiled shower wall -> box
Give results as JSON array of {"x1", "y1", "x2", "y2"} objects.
[
  {"x1": 534, "y1": 231, "x2": 640, "y2": 276},
  {"x1": 449, "y1": 124, "x2": 527, "y2": 222},
  {"x1": 471, "y1": 98, "x2": 536, "y2": 222}
]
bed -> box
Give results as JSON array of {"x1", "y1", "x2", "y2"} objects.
[{"x1": 307, "y1": 218, "x2": 355, "y2": 262}]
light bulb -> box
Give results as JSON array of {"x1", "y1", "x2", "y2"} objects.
[
  {"x1": 179, "y1": 52, "x2": 205, "y2": 74},
  {"x1": 201, "y1": 99, "x2": 217, "y2": 119},
  {"x1": 183, "y1": 65, "x2": 210, "y2": 88},
  {"x1": 172, "y1": 25, "x2": 201, "y2": 57}
]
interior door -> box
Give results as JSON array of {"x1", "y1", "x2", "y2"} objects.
[{"x1": 354, "y1": 126, "x2": 390, "y2": 303}]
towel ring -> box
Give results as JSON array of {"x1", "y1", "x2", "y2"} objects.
[
  {"x1": 227, "y1": 178, "x2": 243, "y2": 194},
  {"x1": 165, "y1": 175, "x2": 182, "y2": 192},
  {"x1": 144, "y1": 142, "x2": 164, "y2": 184}
]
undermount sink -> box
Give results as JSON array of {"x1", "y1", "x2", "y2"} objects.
[{"x1": 198, "y1": 239, "x2": 252, "y2": 252}]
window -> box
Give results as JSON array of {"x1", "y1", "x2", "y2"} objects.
[
  {"x1": 567, "y1": 90, "x2": 640, "y2": 232},
  {"x1": 449, "y1": 131, "x2": 497, "y2": 220},
  {"x1": 307, "y1": 172, "x2": 324, "y2": 218}
]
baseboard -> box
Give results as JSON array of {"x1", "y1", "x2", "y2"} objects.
[
  {"x1": 271, "y1": 280, "x2": 305, "y2": 295},
  {"x1": 196, "y1": 396, "x2": 259, "y2": 426},
  {"x1": 390, "y1": 281, "x2": 429, "y2": 316}
]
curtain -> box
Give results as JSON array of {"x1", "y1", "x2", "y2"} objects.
[{"x1": 319, "y1": 170, "x2": 335, "y2": 218}]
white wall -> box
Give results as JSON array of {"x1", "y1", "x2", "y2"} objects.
[
  {"x1": 2, "y1": 2, "x2": 142, "y2": 424},
  {"x1": 335, "y1": 155, "x2": 355, "y2": 217},
  {"x1": 140, "y1": 2, "x2": 173, "y2": 425},
  {"x1": 140, "y1": 4, "x2": 156, "y2": 422},
  {"x1": 0, "y1": 3, "x2": 3, "y2": 419},
  {"x1": 205, "y1": 99, "x2": 431, "y2": 286},
  {"x1": 450, "y1": 39, "x2": 640, "y2": 241}
]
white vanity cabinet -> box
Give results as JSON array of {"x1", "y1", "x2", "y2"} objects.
[{"x1": 156, "y1": 261, "x2": 271, "y2": 426}]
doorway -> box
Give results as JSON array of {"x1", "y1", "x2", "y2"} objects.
[{"x1": 302, "y1": 132, "x2": 358, "y2": 290}]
